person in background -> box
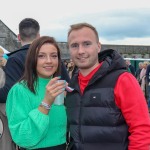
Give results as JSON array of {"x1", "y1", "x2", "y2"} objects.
[
  {"x1": 139, "y1": 61, "x2": 149, "y2": 97},
  {"x1": 0, "y1": 18, "x2": 40, "y2": 103},
  {"x1": 0, "y1": 18, "x2": 70, "y2": 103},
  {"x1": 3, "y1": 53, "x2": 9, "y2": 60},
  {"x1": 0, "y1": 48, "x2": 4, "y2": 67},
  {"x1": 135, "y1": 62, "x2": 143, "y2": 81},
  {"x1": 65, "y1": 23, "x2": 150, "y2": 150},
  {"x1": 0, "y1": 48, "x2": 6, "y2": 68},
  {"x1": 146, "y1": 63, "x2": 150, "y2": 112},
  {"x1": 6, "y1": 36, "x2": 67, "y2": 150},
  {"x1": 67, "y1": 59, "x2": 78, "y2": 79},
  {"x1": 63, "y1": 59, "x2": 68, "y2": 68},
  {"x1": 0, "y1": 68, "x2": 5, "y2": 88},
  {"x1": 125, "y1": 59, "x2": 135, "y2": 76}
]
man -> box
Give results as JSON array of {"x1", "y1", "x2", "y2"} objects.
[
  {"x1": 65, "y1": 23, "x2": 150, "y2": 150},
  {"x1": 125, "y1": 59, "x2": 135, "y2": 76},
  {"x1": 0, "y1": 18, "x2": 40, "y2": 103}
]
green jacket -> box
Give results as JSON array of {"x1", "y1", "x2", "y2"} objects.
[{"x1": 6, "y1": 77, "x2": 67, "y2": 150}]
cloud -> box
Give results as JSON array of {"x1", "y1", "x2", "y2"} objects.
[
  {"x1": 2, "y1": 0, "x2": 149, "y2": 45},
  {"x1": 97, "y1": 9, "x2": 150, "y2": 40},
  {"x1": 40, "y1": 8, "x2": 150, "y2": 45}
]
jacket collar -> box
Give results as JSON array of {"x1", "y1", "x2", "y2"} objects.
[
  {"x1": 7, "y1": 44, "x2": 30, "y2": 56},
  {"x1": 69, "y1": 49, "x2": 127, "y2": 90}
]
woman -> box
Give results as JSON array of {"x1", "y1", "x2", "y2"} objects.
[
  {"x1": 140, "y1": 61, "x2": 149, "y2": 96},
  {"x1": 6, "y1": 36, "x2": 67, "y2": 150}
]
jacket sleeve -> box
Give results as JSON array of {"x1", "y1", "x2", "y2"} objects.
[
  {"x1": 6, "y1": 84, "x2": 50, "y2": 149},
  {"x1": 114, "y1": 72, "x2": 150, "y2": 150},
  {"x1": 0, "y1": 56, "x2": 24, "y2": 103},
  {"x1": 129, "y1": 65, "x2": 135, "y2": 76}
]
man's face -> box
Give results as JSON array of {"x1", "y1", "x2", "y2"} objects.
[{"x1": 68, "y1": 27, "x2": 101, "y2": 73}]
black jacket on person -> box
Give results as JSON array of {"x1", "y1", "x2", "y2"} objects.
[
  {"x1": 146, "y1": 64, "x2": 150, "y2": 84},
  {"x1": 65, "y1": 49, "x2": 129, "y2": 150},
  {"x1": 128, "y1": 64, "x2": 135, "y2": 76},
  {"x1": 0, "y1": 44, "x2": 30, "y2": 103},
  {"x1": 0, "y1": 44, "x2": 70, "y2": 103}
]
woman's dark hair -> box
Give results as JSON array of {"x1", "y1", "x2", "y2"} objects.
[{"x1": 21, "y1": 36, "x2": 61, "y2": 93}]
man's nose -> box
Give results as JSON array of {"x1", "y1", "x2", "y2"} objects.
[{"x1": 78, "y1": 45, "x2": 85, "y2": 53}]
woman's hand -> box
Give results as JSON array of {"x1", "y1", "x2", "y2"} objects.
[{"x1": 43, "y1": 77, "x2": 66, "y2": 105}]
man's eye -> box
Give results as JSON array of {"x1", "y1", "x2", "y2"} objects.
[
  {"x1": 83, "y1": 42, "x2": 91, "y2": 47},
  {"x1": 70, "y1": 43, "x2": 79, "y2": 48}
]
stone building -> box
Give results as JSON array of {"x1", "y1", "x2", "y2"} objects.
[
  {"x1": 0, "y1": 20, "x2": 20, "y2": 52},
  {"x1": 0, "y1": 20, "x2": 150, "y2": 59},
  {"x1": 58, "y1": 42, "x2": 150, "y2": 60},
  {"x1": 101, "y1": 44, "x2": 150, "y2": 59}
]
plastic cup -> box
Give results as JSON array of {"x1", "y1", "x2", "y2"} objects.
[{"x1": 53, "y1": 80, "x2": 65, "y2": 105}]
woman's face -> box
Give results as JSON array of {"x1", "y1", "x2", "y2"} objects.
[{"x1": 36, "y1": 43, "x2": 59, "y2": 78}]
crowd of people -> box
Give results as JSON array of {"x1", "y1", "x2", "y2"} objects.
[
  {"x1": 126, "y1": 60, "x2": 150, "y2": 112},
  {"x1": 0, "y1": 18, "x2": 150, "y2": 150},
  {"x1": 63, "y1": 59, "x2": 78, "y2": 79}
]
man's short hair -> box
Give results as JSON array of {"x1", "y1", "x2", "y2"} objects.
[
  {"x1": 19, "y1": 18, "x2": 40, "y2": 42},
  {"x1": 67, "y1": 22, "x2": 99, "y2": 42}
]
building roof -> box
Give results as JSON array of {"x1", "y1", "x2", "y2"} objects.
[{"x1": 0, "y1": 20, "x2": 17, "y2": 37}]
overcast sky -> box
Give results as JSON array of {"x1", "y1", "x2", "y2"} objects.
[{"x1": 1, "y1": 0, "x2": 150, "y2": 46}]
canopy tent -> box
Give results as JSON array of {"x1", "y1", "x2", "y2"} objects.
[{"x1": 0, "y1": 45, "x2": 10, "y2": 54}]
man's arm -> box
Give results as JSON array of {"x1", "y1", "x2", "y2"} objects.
[
  {"x1": 0, "y1": 57, "x2": 24, "y2": 103},
  {"x1": 115, "y1": 72, "x2": 150, "y2": 150}
]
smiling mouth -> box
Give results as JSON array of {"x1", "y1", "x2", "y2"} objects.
[
  {"x1": 78, "y1": 57, "x2": 87, "y2": 61},
  {"x1": 44, "y1": 66, "x2": 53, "y2": 69}
]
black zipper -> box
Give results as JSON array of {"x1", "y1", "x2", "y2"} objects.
[{"x1": 79, "y1": 94, "x2": 83, "y2": 144}]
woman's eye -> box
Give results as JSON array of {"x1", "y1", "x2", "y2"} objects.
[
  {"x1": 51, "y1": 55, "x2": 58, "y2": 58},
  {"x1": 38, "y1": 55, "x2": 45, "y2": 58}
]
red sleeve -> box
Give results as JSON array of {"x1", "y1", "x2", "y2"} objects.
[{"x1": 114, "y1": 72, "x2": 150, "y2": 150}]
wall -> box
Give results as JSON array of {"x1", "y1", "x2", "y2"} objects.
[
  {"x1": 0, "y1": 20, "x2": 20, "y2": 52},
  {"x1": 58, "y1": 42, "x2": 150, "y2": 59},
  {"x1": 0, "y1": 20, "x2": 150, "y2": 58}
]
